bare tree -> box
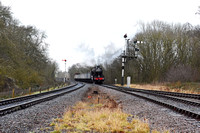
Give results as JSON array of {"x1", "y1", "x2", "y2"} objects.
[{"x1": 196, "y1": 6, "x2": 200, "y2": 15}]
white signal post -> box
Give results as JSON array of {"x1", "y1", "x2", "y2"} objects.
[
  {"x1": 121, "y1": 34, "x2": 127, "y2": 86},
  {"x1": 62, "y1": 59, "x2": 67, "y2": 82},
  {"x1": 121, "y1": 51, "x2": 125, "y2": 86},
  {"x1": 121, "y1": 34, "x2": 139, "y2": 86}
]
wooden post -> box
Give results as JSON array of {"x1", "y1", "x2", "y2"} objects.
[
  {"x1": 12, "y1": 88, "x2": 15, "y2": 98},
  {"x1": 96, "y1": 95, "x2": 100, "y2": 104},
  {"x1": 29, "y1": 87, "x2": 31, "y2": 95}
]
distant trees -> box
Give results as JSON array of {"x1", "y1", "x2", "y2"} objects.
[
  {"x1": 102, "y1": 57, "x2": 121, "y2": 84},
  {"x1": 102, "y1": 21, "x2": 200, "y2": 84},
  {"x1": 0, "y1": 2, "x2": 57, "y2": 91},
  {"x1": 68, "y1": 63, "x2": 92, "y2": 79},
  {"x1": 132, "y1": 21, "x2": 200, "y2": 82}
]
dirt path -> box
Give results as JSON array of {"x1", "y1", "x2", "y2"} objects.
[{"x1": 82, "y1": 86, "x2": 119, "y2": 109}]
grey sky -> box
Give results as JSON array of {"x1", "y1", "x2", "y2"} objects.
[{"x1": 1, "y1": 0, "x2": 200, "y2": 71}]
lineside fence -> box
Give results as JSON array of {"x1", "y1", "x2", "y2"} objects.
[{"x1": 0, "y1": 82, "x2": 69, "y2": 100}]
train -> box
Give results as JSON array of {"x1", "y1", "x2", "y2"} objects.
[{"x1": 74, "y1": 66, "x2": 104, "y2": 84}]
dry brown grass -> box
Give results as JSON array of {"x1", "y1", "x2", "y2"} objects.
[
  {"x1": 50, "y1": 86, "x2": 169, "y2": 133},
  {"x1": 116, "y1": 82, "x2": 200, "y2": 94},
  {"x1": 51, "y1": 102, "x2": 151, "y2": 133}
]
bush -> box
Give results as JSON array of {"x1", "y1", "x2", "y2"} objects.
[{"x1": 165, "y1": 64, "x2": 198, "y2": 82}]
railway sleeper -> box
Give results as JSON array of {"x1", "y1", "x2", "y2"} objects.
[
  {"x1": 106, "y1": 85, "x2": 200, "y2": 121},
  {"x1": 196, "y1": 114, "x2": 200, "y2": 120}
]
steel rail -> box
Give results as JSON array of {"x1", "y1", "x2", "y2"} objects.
[
  {"x1": 125, "y1": 88, "x2": 200, "y2": 106},
  {"x1": 0, "y1": 84, "x2": 77, "y2": 106},
  {"x1": 102, "y1": 84, "x2": 200, "y2": 120},
  {"x1": 0, "y1": 83, "x2": 85, "y2": 116},
  {"x1": 119, "y1": 86, "x2": 200, "y2": 100}
]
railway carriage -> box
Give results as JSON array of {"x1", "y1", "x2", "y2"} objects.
[
  {"x1": 74, "y1": 66, "x2": 104, "y2": 84},
  {"x1": 74, "y1": 73, "x2": 93, "y2": 83}
]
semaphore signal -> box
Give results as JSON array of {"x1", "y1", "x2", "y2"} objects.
[{"x1": 62, "y1": 59, "x2": 67, "y2": 82}]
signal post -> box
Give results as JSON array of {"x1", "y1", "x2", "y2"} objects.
[{"x1": 121, "y1": 34, "x2": 139, "y2": 86}]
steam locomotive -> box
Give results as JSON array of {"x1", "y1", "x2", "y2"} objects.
[{"x1": 74, "y1": 66, "x2": 104, "y2": 84}]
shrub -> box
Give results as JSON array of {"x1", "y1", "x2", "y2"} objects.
[{"x1": 165, "y1": 64, "x2": 198, "y2": 82}]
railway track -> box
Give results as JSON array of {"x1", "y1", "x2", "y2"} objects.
[
  {"x1": 102, "y1": 84, "x2": 200, "y2": 120},
  {"x1": 0, "y1": 83, "x2": 85, "y2": 116}
]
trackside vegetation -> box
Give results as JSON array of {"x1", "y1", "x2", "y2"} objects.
[
  {"x1": 50, "y1": 102, "x2": 162, "y2": 133},
  {"x1": 116, "y1": 82, "x2": 200, "y2": 94},
  {"x1": 0, "y1": 2, "x2": 58, "y2": 91}
]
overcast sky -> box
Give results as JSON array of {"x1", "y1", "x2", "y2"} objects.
[{"x1": 1, "y1": 0, "x2": 200, "y2": 71}]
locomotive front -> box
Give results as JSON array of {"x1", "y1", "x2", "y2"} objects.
[{"x1": 91, "y1": 66, "x2": 104, "y2": 84}]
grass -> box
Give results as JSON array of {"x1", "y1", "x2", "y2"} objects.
[
  {"x1": 0, "y1": 83, "x2": 69, "y2": 100},
  {"x1": 117, "y1": 82, "x2": 200, "y2": 94},
  {"x1": 31, "y1": 83, "x2": 69, "y2": 95},
  {"x1": 50, "y1": 102, "x2": 153, "y2": 133}
]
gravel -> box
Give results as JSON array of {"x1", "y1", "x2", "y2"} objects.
[
  {"x1": 99, "y1": 86, "x2": 200, "y2": 133},
  {"x1": 0, "y1": 84, "x2": 200, "y2": 133},
  {"x1": 127, "y1": 91, "x2": 200, "y2": 114},
  {"x1": 0, "y1": 84, "x2": 89, "y2": 133}
]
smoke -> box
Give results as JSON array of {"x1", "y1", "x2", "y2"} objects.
[
  {"x1": 75, "y1": 43, "x2": 96, "y2": 66},
  {"x1": 76, "y1": 43, "x2": 95, "y2": 57},
  {"x1": 100, "y1": 43, "x2": 121, "y2": 65},
  {"x1": 75, "y1": 42, "x2": 121, "y2": 67}
]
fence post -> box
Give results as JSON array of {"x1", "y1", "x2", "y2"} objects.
[
  {"x1": 12, "y1": 88, "x2": 15, "y2": 98},
  {"x1": 29, "y1": 87, "x2": 31, "y2": 95}
]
